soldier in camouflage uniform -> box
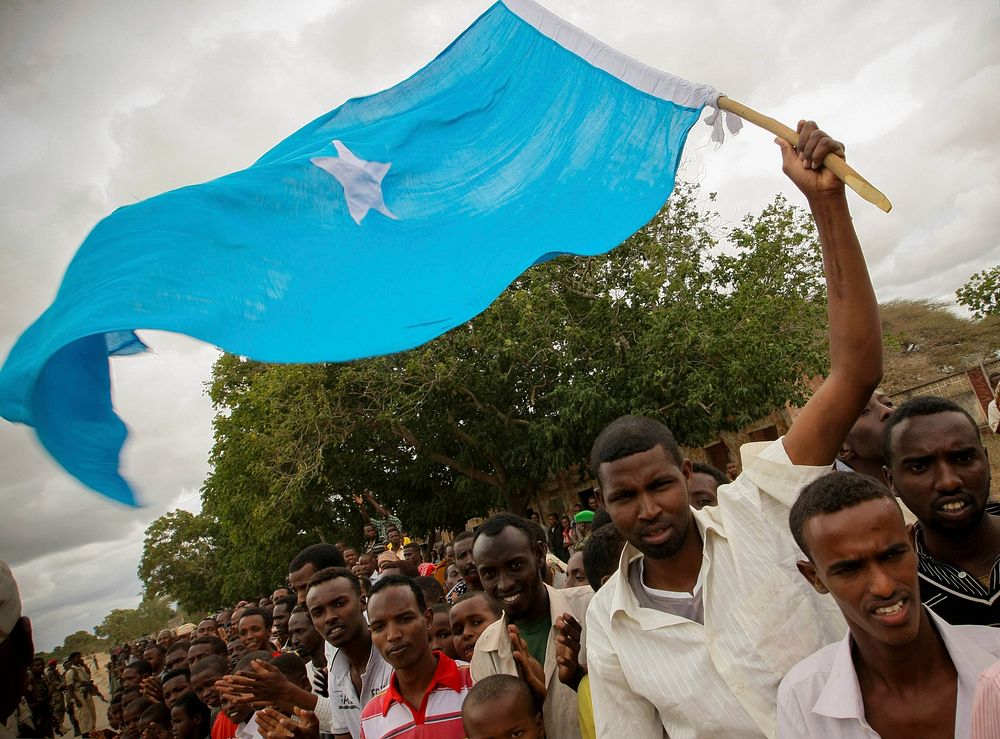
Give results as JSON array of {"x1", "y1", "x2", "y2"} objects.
[{"x1": 45, "y1": 660, "x2": 67, "y2": 735}]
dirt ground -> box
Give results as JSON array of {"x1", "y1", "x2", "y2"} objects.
[{"x1": 56, "y1": 653, "x2": 109, "y2": 738}]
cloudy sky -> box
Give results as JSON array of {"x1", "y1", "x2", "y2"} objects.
[{"x1": 1, "y1": 0, "x2": 997, "y2": 651}]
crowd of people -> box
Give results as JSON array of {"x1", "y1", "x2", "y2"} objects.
[{"x1": 3, "y1": 122, "x2": 999, "y2": 739}]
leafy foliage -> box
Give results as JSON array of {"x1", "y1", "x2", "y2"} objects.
[
  {"x1": 138, "y1": 510, "x2": 223, "y2": 614},
  {"x1": 955, "y1": 265, "x2": 1000, "y2": 319},
  {"x1": 145, "y1": 184, "x2": 832, "y2": 604},
  {"x1": 40, "y1": 631, "x2": 108, "y2": 661},
  {"x1": 94, "y1": 597, "x2": 175, "y2": 644}
]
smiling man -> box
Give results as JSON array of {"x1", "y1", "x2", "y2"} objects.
[
  {"x1": 883, "y1": 396, "x2": 1000, "y2": 626},
  {"x1": 470, "y1": 514, "x2": 592, "y2": 739},
  {"x1": 585, "y1": 122, "x2": 884, "y2": 737},
  {"x1": 779, "y1": 472, "x2": 1000, "y2": 737},
  {"x1": 361, "y1": 575, "x2": 473, "y2": 738},
  {"x1": 237, "y1": 607, "x2": 274, "y2": 653},
  {"x1": 306, "y1": 566, "x2": 391, "y2": 739}
]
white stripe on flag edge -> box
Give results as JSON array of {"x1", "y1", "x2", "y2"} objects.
[{"x1": 502, "y1": 0, "x2": 720, "y2": 110}]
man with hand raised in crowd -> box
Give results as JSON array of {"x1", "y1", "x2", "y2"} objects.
[{"x1": 586, "y1": 121, "x2": 883, "y2": 737}]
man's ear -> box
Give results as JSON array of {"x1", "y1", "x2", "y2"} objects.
[
  {"x1": 882, "y1": 465, "x2": 894, "y2": 491},
  {"x1": 796, "y1": 559, "x2": 828, "y2": 594},
  {"x1": 595, "y1": 485, "x2": 605, "y2": 507},
  {"x1": 424, "y1": 608, "x2": 433, "y2": 629},
  {"x1": 837, "y1": 443, "x2": 855, "y2": 462},
  {"x1": 681, "y1": 458, "x2": 693, "y2": 485}
]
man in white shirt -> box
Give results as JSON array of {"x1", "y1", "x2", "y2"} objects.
[
  {"x1": 779, "y1": 472, "x2": 1000, "y2": 737},
  {"x1": 586, "y1": 121, "x2": 883, "y2": 737},
  {"x1": 987, "y1": 372, "x2": 999, "y2": 433}
]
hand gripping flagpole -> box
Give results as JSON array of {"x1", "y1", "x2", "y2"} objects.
[{"x1": 716, "y1": 96, "x2": 892, "y2": 213}]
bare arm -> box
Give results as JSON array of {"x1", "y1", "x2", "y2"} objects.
[{"x1": 779, "y1": 121, "x2": 882, "y2": 465}]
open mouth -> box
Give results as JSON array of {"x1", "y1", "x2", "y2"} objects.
[
  {"x1": 870, "y1": 597, "x2": 910, "y2": 627},
  {"x1": 641, "y1": 524, "x2": 672, "y2": 546},
  {"x1": 498, "y1": 590, "x2": 522, "y2": 606}
]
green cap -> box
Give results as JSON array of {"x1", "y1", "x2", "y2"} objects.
[{"x1": 573, "y1": 510, "x2": 595, "y2": 524}]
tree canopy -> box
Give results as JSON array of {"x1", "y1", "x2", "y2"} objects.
[
  {"x1": 141, "y1": 184, "x2": 832, "y2": 605},
  {"x1": 955, "y1": 265, "x2": 1000, "y2": 320},
  {"x1": 93, "y1": 597, "x2": 175, "y2": 645}
]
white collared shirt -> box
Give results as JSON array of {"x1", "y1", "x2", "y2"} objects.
[
  {"x1": 778, "y1": 608, "x2": 1000, "y2": 738},
  {"x1": 327, "y1": 642, "x2": 392, "y2": 739},
  {"x1": 586, "y1": 438, "x2": 847, "y2": 738},
  {"x1": 471, "y1": 583, "x2": 594, "y2": 739}
]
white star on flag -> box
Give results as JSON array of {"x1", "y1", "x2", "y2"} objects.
[{"x1": 311, "y1": 140, "x2": 397, "y2": 225}]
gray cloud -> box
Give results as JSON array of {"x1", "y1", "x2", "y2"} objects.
[{"x1": 2, "y1": 0, "x2": 998, "y2": 651}]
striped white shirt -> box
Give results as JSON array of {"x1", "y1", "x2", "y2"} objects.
[
  {"x1": 972, "y1": 659, "x2": 1000, "y2": 739},
  {"x1": 586, "y1": 438, "x2": 847, "y2": 738}
]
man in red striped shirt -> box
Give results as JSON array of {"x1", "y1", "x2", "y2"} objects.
[{"x1": 360, "y1": 575, "x2": 473, "y2": 739}]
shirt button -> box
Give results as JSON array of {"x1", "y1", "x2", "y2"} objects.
[{"x1": 958, "y1": 572, "x2": 967, "y2": 578}]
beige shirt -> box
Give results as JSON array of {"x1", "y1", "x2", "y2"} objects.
[
  {"x1": 586, "y1": 439, "x2": 847, "y2": 738},
  {"x1": 471, "y1": 583, "x2": 594, "y2": 739}
]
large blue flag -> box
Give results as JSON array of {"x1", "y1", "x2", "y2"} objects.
[{"x1": 0, "y1": 0, "x2": 735, "y2": 504}]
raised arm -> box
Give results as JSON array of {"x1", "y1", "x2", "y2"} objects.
[{"x1": 779, "y1": 121, "x2": 882, "y2": 466}]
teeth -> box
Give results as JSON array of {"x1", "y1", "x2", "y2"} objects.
[
  {"x1": 942, "y1": 501, "x2": 965, "y2": 511},
  {"x1": 875, "y1": 602, "x2": 903, "y2": 615},
  {"x1": 502, "y1": 595, "x2": 519, "y2": 603}
]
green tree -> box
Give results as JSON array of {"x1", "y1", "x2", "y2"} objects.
[
  {"x1": 94, "y1": 597, "x2": 174, "y2": 644},
  {"x1": 956, "y1": 265, "x2": 1000, "y2": 319},
  {"x1": 138, "y1": 509, "x2": 223, "y2": 614},
  {"x1": 199, "y1": 185, "x2": 830, "y2": 601}
]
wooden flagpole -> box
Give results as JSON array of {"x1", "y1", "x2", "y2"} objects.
[{"x1": 717, "y1": 96, "x2": 892, "y2": 213}]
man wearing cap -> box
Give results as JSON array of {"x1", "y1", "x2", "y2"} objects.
[
  {"x1": 571, "y1": 510, "x2": 595, "y2": 554},
  {"x1": 1, "y1": 560, "x2": 33, "y2": 739}
]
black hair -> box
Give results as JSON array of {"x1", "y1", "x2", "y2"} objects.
[
  {"x1": 173, "y1": 692, "x2": 210, "y2": 728},
  {"x1": 524, "y1": 518, "x2": 547, "y2": 547},
  {"x1": 472, "y1": 514, "x2": 538, "y2": 552},
  {"x1": 454, "y1": 591, "x2": 504, "y2": 618},
  {"x1": 288, "y1": 544, "x2": 345, "y2": 574},
  {"x1": 234, "y1": 651, "x2": 272, "y2": 672},
  {"x1": 582, "y1": 523, "x2": 626, "y2": 592},
  {"x1": 414, "y1": 576, "x2": 446, "y2": 606},
  {"x1": 238, "y1": 606, "x2": 273, "y2": 631},
  {"x1": 368, "y1": 574, "x2": 426, "y2": 612},
  {"x1": 161, "y1": 668, "x2": 191, "y2": 685},
  {"x1": 142, "y1": 643, "x2": 165, "y2": 656},
  {"x1": 189, "y1": 636, "x2": 227, "y2": 656},
  {"x1": 453, "y1": 530, "x2": 475, "y2": 545},
  {"x1": 592, "y1": 508, "x2": 613, "y2": 530},
  {"x1": 273, "y1": 595, "x2": 298, "y2": 610},
  {"x1": 590, "y1": 415, "x2": 683, "y2": 481},
  {"x1": 306, "y1": 566, "x2": 361, "y2": 597},
  {"x1": 139, "y1": 702, "x2": 171, "y2": 729},
  {"x1": 270, "y1": 653, "x2": 307, "y2": 686},
  {"x1": 197, "y1": 617, "x2": 218, "y2": 627},
  {"x1": 125, "y1": 697, "x2": 153, "y2": 715},
  {"x1": 692, "y1": 462, "x2": 729, "y2": 486},
  {"x1": 430, "y1": 602, "x2": 452, "y2": 615},
  {"x1": 789, "y1": 472, "x2": 902, "y2": 558},
  {"x1": 190, "y1": 655, "x2": 228, "y2": 676},
  {"x1": 882, "y1": 395, "x2": 981, "y2": 463},
  {"x1": 165, "y1": 640, "x2": 190, "y2": 657},
  {"x1": 124, "y1": 659, "x2": 153, "y2": 676},
  {"x1": 462, "y1": 673, "x2": 540, "y2": 717}
]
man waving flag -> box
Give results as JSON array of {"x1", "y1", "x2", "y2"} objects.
[{"x1": 1, "y1": 0, "x2": 738, "y2": 504}]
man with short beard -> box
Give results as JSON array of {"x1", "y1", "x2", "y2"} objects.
[
  {"x1": 884, "y1": 396, "x2": 1000, "y2": 626},
  {"x1": 470, "y1": 515, "x2": 591, "y2": 739},
  {"x1": 835, "y1": 391, "x2": 895, "y2": 479},
  {"x1": 452, "y1": 531, "x2": 481, "y2": 596},
  {"x1": 143, "y1": 644, "x2": 166, "y2": 675},
  {"x1": 586, "y1": 121, "x2": 883, "y2": 737},
  {"x1": 271, "y1": 595, "x2": 297, "y2": 649}
]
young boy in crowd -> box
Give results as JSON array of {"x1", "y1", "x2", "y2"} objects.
[
  {"x1": 462, "y1": 674, "x2": 544, "y2": 739},
  {"x1": 449, "y1": 592, "x2": 503, "y2": 663},
  {"x1": 428, "y1": 604, "x2": 460, "y2": 660}
]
